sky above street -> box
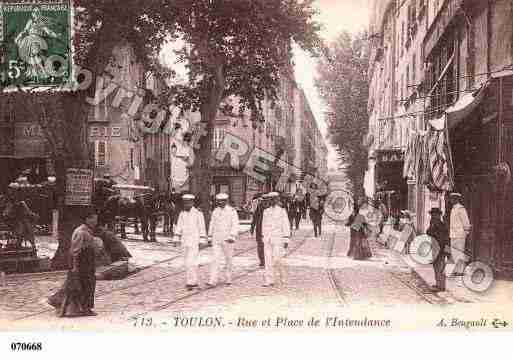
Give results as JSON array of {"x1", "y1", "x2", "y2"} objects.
[{"x1": 293, "y1": 0, "x2": 369, "y2": 170}]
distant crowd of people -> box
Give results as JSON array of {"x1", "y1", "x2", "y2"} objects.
[{"x1": 348, "y1": 193, "x2": 472, "y2": 293}]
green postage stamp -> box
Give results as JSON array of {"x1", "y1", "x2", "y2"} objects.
[{"x1": 0, "y1": 1, "x2": 72, "y2": 88}]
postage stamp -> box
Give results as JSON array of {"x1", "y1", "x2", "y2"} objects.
[{"x1": 0, "y1": 1, "x2": 72, "y2": 88}]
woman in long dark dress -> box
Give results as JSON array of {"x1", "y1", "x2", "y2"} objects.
[
  {"x1": 346, "y1": 202, "x2": 372, "y2": 260},
  {"x1": 48, "y1": 209, "x2": 100, "y2": 317}
]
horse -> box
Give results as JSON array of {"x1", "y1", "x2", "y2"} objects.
[{"x1": 101, "y1": 191, "x2": 166, "y2": 242}]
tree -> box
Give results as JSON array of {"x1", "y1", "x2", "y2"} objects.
[
  {"x1": 160, "y1": 0, "x2": 323, "y2": 221},
  {"x1": 316, "y1": 31, "x2": 369, "y2": 198}
]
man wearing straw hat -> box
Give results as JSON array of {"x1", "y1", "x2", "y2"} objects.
[
  {"x1": 449, "y1": 193, "x2": 472, "y2": 276},
  {"x1": 206, "y1": 193, "x2": 239, "y2": 287},
  {"x1": 174, "y1": 194, "x2": 207, "y2": 290},
  {"x1": 262, "y1": 192, "x2": 291, "y2": 287}
]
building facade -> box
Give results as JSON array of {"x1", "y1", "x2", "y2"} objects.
[
  {"x1": 208, "y1": 69, "x2": 297, "y2": 209},
  {"x1": 368, "y1": 0, "x2": 513, "y2": 277},
  {"x1": 89, "y1": 44, "x2": 171, "y2": 191},
  {"x1": 203, "y1": 69, "x2": 328, "y2": 209},
  {"x1": 292, "y1": 88, "x2": 329, "y2": 191}
]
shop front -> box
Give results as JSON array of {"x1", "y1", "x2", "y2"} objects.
[
  {"x1": 0, "y1": 120, "x2": 53, "y2": 191},
  {"x1": 445, "y1": 73, "x2": 513, "y2": 277},
  {"x1": 375, "y1": 150, "x2": 408, "y2": 218}
]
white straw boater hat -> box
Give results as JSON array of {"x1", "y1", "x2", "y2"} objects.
[
  {"x1": 215, "y1": 193, "x2": 229, "y2": 200},
  {"x1": 267, "y1": 192, "x2": 279, "y2": 198},
  {"x1": 182, "y1": 194, "x2": 195, "y2": 200}
]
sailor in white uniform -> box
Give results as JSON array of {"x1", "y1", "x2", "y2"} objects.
[
  {"x1": 207, "y1": 193, "x2": 240, "y2": 287},
  {"x1": 262, "y1": 192, "x2": 291, "y2": 287},
  {"x1": 174, "y1": 194, "x2": 207, "y2": 290}
]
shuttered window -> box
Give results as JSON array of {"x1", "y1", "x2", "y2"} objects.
[
  {"x1": 213, "y1": 127, "x2": 226, "y2": 149},
  {"x1": 94, "y1": 140, "x2": 107, "y2": 168}
]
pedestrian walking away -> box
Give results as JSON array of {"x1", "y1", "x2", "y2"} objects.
[
  {"x1": 174, "y1": 194, "x2": 207, "y2": 290},
  {"x1": 346, "y1": 200, "x2": 372, "y2": 260},
  {"x1": 449, "y1": 193, "x2": 472, "y2": 275},
  {"x1": 289, "y1": 191, "x2": 303, "y2": 230},
  {"x1": 207, "y1": 193, "x2": 239, "y2": 287},
  {"x1": 250, "y1": 194, "x2": 268, "y2": 268},
  {"x1": 308, "y1": 183, "x2": 324, "y2": 239},
  {"x1": 426, "y1": 208, "x2": 449, "y2": 292},
  {"x1": 262, "y1": 192, "x2": 291, "y2": 287}
]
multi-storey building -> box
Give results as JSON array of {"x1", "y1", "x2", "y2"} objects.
[
  {"x1": 367, "y1": 0, "x2": 429, "y2": 218},
  {"x1": 368, "y1": 0, "x2": 513, "y2": 277},
  {"x1": 207, "y1": 69, "x2": 298, "y2": 209},
  {"x1": 293, "y1": 88, "x2": 329, "y2": 190},
  {"x1": 89, "y1": 43, "x2": 171, "y2": 191},
  {"x1": 196, "y1": 66, "x2": 327, "y2": 209}
]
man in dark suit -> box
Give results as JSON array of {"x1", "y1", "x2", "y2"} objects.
[
  {"x1": 250, "y1": 194, "x2": 269, "y2": 268},
  {"x1": 426, "y1": 208, "x2": 449, "y2": 292}
]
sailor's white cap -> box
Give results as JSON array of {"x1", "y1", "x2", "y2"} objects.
[
  {"x1": 266, "y1": 192, "x2": 280, "y2": 198},
  {"x1": 449, "y1": 192, "x2": 462, "y2": 197},
  {"x1": 215, "y1": 193, "x2": 229, "y2": 200},
  {"x1": 400, "y1": 210, "x2": 413, "y2": 219},
  {"x1": 47, "y1": 176, "x2": 57, "y2": 183},
  {"x1": 8, "y1": 182, "x2": 20, "y2": 189},
  {"x1": 182, "y1": 194, "x2": 195, "y2": 200}
]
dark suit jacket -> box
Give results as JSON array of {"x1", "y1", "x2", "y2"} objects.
[{"x1": 250, "y1": 202, "x2": 265, "y2": 240}]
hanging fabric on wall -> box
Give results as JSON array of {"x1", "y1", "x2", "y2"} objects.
[{"x1": 424, "y1": 114, "x2": 454, "y2": 191}]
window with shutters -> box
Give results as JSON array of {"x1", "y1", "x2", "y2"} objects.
[
  {"x1": 406, "y1": 65, "x2": 410, "y2": 97},
  {"x1": 419, "y1": 0, "x2": 426, "y2": 19},
  {"x1": 401, "y1": 22, "x2": 405, "y2": 55},
  {"x1": 406, "y1": 6, "x2": 411, "y2": 49},
  {"x1": 213, "y1": 127, "x2": 225, "y2": 149},
  {"x1": 94, "y1": 140, "x2": 107, "y2": 168},
  {"x1": 412, "y1": 53, "x2": 416, "y2": 86}
]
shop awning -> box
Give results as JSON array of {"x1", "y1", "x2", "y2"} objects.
[{"x1": 445, "y1": 81, "x2": 488, "y2": 129}]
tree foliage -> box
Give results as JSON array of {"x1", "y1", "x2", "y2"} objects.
[
  {"x1": 166, "y1": 0, "x2": 323, "y2": 118},
  {"x1": 316, "y1": 31, "x2": 369, "y2": 197}
]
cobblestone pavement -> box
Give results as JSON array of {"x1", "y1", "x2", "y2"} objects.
[{"x1": 1, "y1": 218, "x2": 511, "y2": 330}]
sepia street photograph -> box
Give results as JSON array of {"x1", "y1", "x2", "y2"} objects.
[{"x1": 0, "y1": 1, "x2": 513, "y2": 348}]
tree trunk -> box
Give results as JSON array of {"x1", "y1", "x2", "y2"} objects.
[
  {"x1": 51, "y1": 157, "x2": 92, "y2": 270},
  {"x1": 191, "y1": 63, "x2": 225, "y2": 231},
  {"x1": 48, "y1": 23, "x2": 120, "y2": 269}
]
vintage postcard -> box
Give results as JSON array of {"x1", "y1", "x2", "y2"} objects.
[{"x1": 1, "y1": 0, "x2": 513, "y2": 348}]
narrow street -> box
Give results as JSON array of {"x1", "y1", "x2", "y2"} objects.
[{"x1": 1, "y1": 217, "x2": 471, "y2": 330}]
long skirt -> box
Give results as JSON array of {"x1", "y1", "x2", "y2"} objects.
[
  {"x1": 347, "y1": 228, "x2": 372, "y2": 260},
  {"x1": 48, "y1": 246, "x2": 96, "y2": 317}
]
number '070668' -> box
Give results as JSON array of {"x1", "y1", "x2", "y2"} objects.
[{"x1": 10, "y1": 342, "x2": 42, "y2": 351}]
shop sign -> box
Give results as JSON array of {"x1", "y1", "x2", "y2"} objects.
[
  {"x1": 14, "y1": 122, "x2": 50, "y2": 157},
  {"x1": 65, "y1": 168, "x2": 93, "y2": 206},
  {"x1": 89, "y1": 125, "x2": 124, "y2": 139},
  {"x1": 377, "y1": 150, "x2": 405, "y2": 163}
]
